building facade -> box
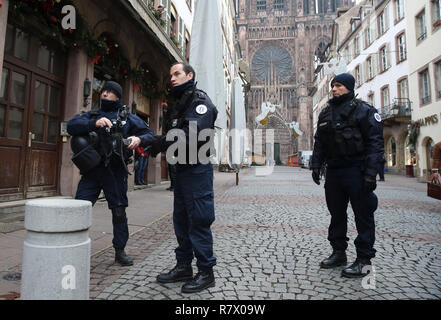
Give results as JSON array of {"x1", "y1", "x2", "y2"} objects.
[
  {"x1": 313, "y1": 0, "x2": 415, "y2": 176},
  {"x1": 406, "y1": 0, "x2": 441, "y2": 180},
  {"x1": 0, "y1": 0, "x2": 194, "y2": 202},
  {"x1": 339, "y1": 0, "x2": 411, "y2": 175},
  {"x1": 236, "y1": 0, "x2": 354, "y2": 164}
]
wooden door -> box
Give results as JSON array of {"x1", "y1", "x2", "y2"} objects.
[
  {"x1": 25, "y1": 74, "x2": 62, "y2": 198},
  {"x1": 0, "y1": 63, "x2": 31, "y2": 201},
  {"x1": 0, "y1": 24, "x2": 65, "y2": 201}
]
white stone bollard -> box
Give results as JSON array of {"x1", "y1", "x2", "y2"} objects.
[{"x1": 21, "y1": 199, "x2": 92, "y2": 300}]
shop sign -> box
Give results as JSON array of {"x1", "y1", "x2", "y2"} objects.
[{"x1": 415, "y1": 114, "x2": 439, "y2": 127}]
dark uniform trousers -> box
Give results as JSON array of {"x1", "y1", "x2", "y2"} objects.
[
  {"x1": 173, "y1": 163, "x2": 216, "y2": 271},
  {"x1": 324, "y1": 166, "x2": 378, "y2": 259},
  {"x1": 75, "y1": 164, "x2": 129, "y2": 250}
]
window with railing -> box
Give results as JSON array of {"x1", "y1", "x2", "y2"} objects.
[
  {"x1": 396, "y1": 32, "x2": 407, "y2": 62},
  {"x1": 416, "y1": 10, "x2": 427, "y2": 41},
  {"x1": 381, "y1": 86, "x2": 390, "y2": 110},
  {"x1": 398, "y1": 78, "x2": 409, "y2": 101},
  {"x1": 257, "y1": 0, "x2": 266, "y2": 11},
  {"x1": 419, "y1": 68, "x2": 431, "y2": 104}
]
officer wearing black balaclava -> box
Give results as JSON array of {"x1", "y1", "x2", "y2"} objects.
[
  {"x1": 311, "y1": 73, "x2": 384, "y2": 278},
  {"x1": 67, "y1": 81, "x2": 154, "y2": 266}
]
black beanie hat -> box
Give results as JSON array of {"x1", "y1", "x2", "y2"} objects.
[
  {"x1": 101, "y1": 81, "x2": 122, "y2": 99},
  {"x1": 331, "y1": 73, "x2": 355, "y2": 92}
]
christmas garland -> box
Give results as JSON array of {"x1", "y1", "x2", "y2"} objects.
[
  {"x1": 8, "y1": 0, "x2": 165, "y2": 98},
  {"x1": 407, "y1": 121, "x2": 420, "y2": 148}
]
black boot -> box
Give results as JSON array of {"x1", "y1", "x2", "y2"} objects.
[
  {"x1": 341, "y1": 258, "x2": 372, "y2": 278},
  {"x1": 181, "y1": 269, "x2": 215, "y2": 294},
  {"x1": 115, "y1": 248, "x2": 133, "y2": 266},
  {"x1": 320, "y1": 250, "x2": 347, "y2": 269},
  {"x1": 157, "y1": 264, "x2": 193, "y2": 283}
]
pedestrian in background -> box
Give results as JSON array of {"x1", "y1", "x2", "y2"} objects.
[
  {"x1": 67, "y1": 81, "x2": 154, "y2": 266},
  {"x1": 135, "y1": 146, "x2": 148, "y2": 185},
  {"x1": 378, "y1": 155, "x2": 386, "y2": 182},
  {"x1": 311, "y1": 73, "x2": 384, "y2": 278},
  {"x1": 167, "y1": 163, "x2": 176, "y2": 191},
  {"x1": 150, "y1": 62, "x2": 218, "y2": 293}
]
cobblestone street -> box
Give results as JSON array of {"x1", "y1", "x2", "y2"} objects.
[{"x1": 90, "y1": 166, "x2": 441, "y2": 300}]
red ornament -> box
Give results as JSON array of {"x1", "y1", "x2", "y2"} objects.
[
  {"x1": 0, "y1": 1, "x2": 3, "y2": 8},
  {"x1": 89, "y1": 55, "x2": 101, "y2": 64}
]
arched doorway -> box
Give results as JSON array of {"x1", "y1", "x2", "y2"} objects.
[{"x1": 387, "y1": 137, "x2": 397, "y2": 168}]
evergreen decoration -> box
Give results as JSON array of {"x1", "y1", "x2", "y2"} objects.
[
  {"x1": 407, "y1": 121, "x2": 420, "y2": 149},
  {"x1": 8, "y1": 0, "x2": 167, "y2": 98}
]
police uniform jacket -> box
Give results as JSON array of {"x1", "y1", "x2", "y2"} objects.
[
  {"x1": 311, "y1": 92, "x2": 384, "y2": 177},
  {"x1": 154, "y1": 82, "x2": 218, "y2": 164},
  {"x1": 67, "y1": 104, "x2": 155, "y2": 164}
]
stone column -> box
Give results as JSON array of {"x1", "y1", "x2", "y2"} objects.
[
  {"x1": 0, "y1": 0, "x2": 10, "y2": 88},
  {"x1": 60, "y1": 49, "x2": 91, "y2": 198},
  {"x1": 21, "y1": 199, "x2": 92, "y2": 300}
]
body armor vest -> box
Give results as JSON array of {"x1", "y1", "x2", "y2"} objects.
[{"x1": 318, "y1": 99, "x2": 364, "y2": 159}]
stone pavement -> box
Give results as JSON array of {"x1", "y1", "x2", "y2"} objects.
[{"x1": 86, "y1": 166, "x2": 441, "y2": 300}]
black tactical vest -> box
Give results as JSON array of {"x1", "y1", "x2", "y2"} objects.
[{"x1": 317, "y1": 99, "x2": 365, "y2": 159}]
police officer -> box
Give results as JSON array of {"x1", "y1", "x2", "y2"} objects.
[
  {"x1": 67, "y1": 81, "x2": 154, "y2": 266},
  {"x1": 151, "y1": 62, "x2": 218, "y2": 293},
  {"x1": 311, "y1": 73, "x2": 384, "y2": 278}
]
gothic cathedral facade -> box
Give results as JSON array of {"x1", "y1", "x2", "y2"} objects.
[{"x1": 236, "y1": 0, "x2": 354, "y2": 164}]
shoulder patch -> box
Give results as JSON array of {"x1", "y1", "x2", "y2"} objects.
[
  {"x1": 374, "y1": 113, "x2": 382, "y2": 122},
  {"x1": 195, "y1": 104, "x2": 208, "y2": 115}
]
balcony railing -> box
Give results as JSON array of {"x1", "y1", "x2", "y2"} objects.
[{"x1": 380, "y1": 98, "x2": 412, "y2": 121}]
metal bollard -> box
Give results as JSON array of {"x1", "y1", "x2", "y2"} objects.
[{"x1": 21, "y1": 199, "x2": 92, "y2": 300}]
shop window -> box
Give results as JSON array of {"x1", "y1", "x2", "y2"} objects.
[
  {"x1": 10, "y1": 72, "x2": 26, "y2": 106},
  {"x1": 0, "y1": 104, "x2": 5, "y2": 137},
  {"x1": 5, "y1": 25, "x2": 30, "y2": 62},
  {"x1": 0, "y1": 68, "x2": 9, "y2": 100},
  {"x1": 8, "y1": 107, "x2": 24, "y2": 140}
]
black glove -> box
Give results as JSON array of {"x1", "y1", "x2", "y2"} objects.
[
  {"x1": 312, "y1": 168, "x2": 321, "y2": 185},
  {"x1": 149, "y1": 136, "x2": 163, "y2": 158},
  {"x1": 363, "y1": 175, "x2": 377, "y2": 193}
]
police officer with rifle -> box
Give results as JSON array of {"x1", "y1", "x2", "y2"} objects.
[
  {"x1": 311, "y1": 73, "x2": 384, "y2": 278},
  {"x1": 67, "y1": 81, "x2": 154, "y2": 266}
]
